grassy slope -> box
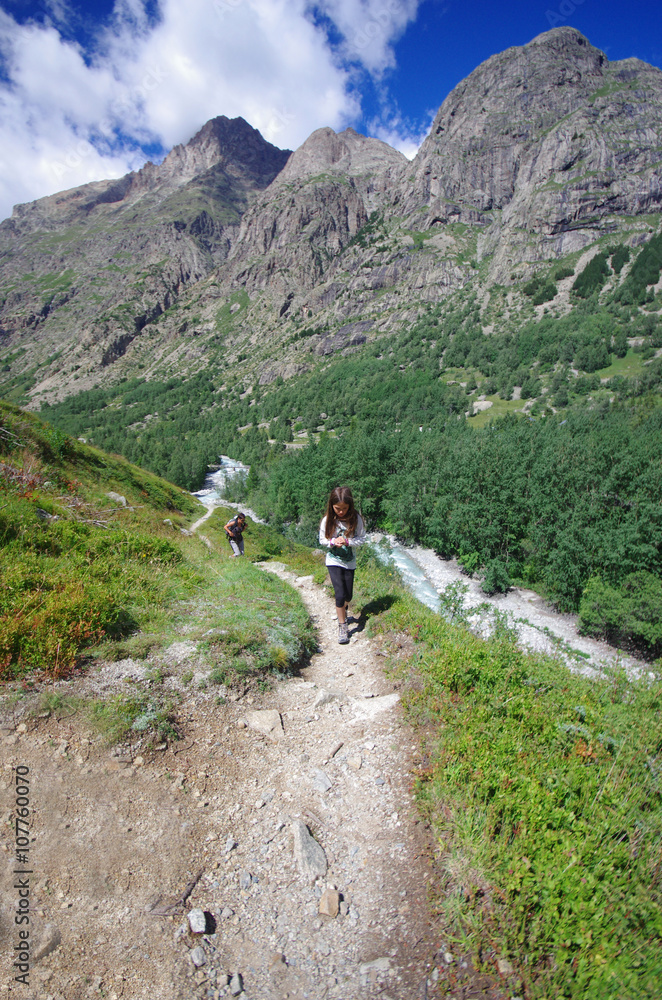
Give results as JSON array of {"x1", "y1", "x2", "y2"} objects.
[
  {"x1": 356, "y1": 552, "x2": 662, "y2": 999},
  {"x1": 0, "y1": 400, "x2": 317, "y2": 693}
]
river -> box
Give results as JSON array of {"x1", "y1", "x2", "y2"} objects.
[
  {"x1": 371, "y1": 533, "x2": 648, "y2": 677},
  {"x1": 192, "y1": 456, "x2": 264, "y2": 524}
]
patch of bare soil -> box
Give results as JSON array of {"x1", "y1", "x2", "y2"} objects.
[{"x1": 1, "y1": 564, "x2": 503, "y2": 1000}]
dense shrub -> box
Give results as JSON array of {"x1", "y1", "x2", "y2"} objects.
[
  {"x1": 610, "y1": 243, "x2": 631, "y2": 274},
  {"x1": 579, "y1": 572, "x2": 662, "y2": 656},
  {"x1": 481, "y1": 558, "x2": 512, "y2": 594},
  {"x1": 572, "y1": 251, "x2": 610, "y2": 298},
  {"x1": 523, "y1": 274, "x2": 557, "y2": 305},
  {"x1": 553, "y1": 262, "x2": 575, "y2": 280},
  {"x1": 616, "y1": 233, "x2": 662, "y2": 305}
]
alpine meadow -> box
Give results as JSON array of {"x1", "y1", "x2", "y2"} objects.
[{"x1": 1, "y1": 24, "x2": 662, "y2": 1000}]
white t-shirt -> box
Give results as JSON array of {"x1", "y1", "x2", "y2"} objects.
[{"x1": 318, "y1": 515, "x2": 366, "y2": 570}]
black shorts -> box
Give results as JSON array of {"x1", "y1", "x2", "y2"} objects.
[{"x1": 327, "y1": 565, "x2": 355, "y2": 608}]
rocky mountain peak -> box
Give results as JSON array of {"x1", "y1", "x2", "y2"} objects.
[
  {"x1": 1, "y1": 28, "x2": 661, "y2": 405},
  {"x1": 399, "y1": 25, "x2": 661, "y2": 238},
  {"x1": 275, "y1": 125, "x2": 406, "y2": 185},
  {"x1": 416, "y1": 27, "x2": 606, "y2": 167},
  {"x1": 3, "y1": 116, "x2": 290, "y2": 234},
  {"x1": 528, "y1": 25, "x2": 604, "y2": 61},
  {"x1": 145, "y1": 115, "x2": 291, "y2": 191}
]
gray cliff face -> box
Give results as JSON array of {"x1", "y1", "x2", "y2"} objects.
[
  {"x1": 223, "y1": 127, "x2": 406, "y2": 295},
  {"x1": 402, "y1": 28, "x2": 609, "y2": 218},
  {"x1": 396, "y1": 28, "x2": 662, "y2": 279},
  {"x1": 0, "y1": 28, "x2": 661, "y2": 403}
]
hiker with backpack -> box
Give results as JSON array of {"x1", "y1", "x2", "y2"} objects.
[
  {"x1": 318, "y1": 487, "x2": 366, "y2": 645},
  {"x1": 224, "y1": 512, "x2": 247, "y2": 557}
]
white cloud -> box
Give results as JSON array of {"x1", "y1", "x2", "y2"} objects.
[
  {"x1": 0, "y1": 0, "x2": 423, "y2": 221},
  {"x1": 373, "y1": 127, "x2": 420, "y2": 159},
  {"x1": 110, "y1": 0, "x2": 359, "y2": 148},
  {"x1": 316, "y1": 0, "x2": 420, "y2": 74},
  {"x1": 370, "y1": 106, "x2": 434, "y2": 160}
]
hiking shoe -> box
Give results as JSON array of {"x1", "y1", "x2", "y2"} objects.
[{"x1": 338, "y1": 622, "x2": 349, "y2": 645}]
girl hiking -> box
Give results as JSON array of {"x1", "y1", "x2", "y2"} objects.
[
  {"x1": 318, "y1": 487, "x2": 366, "y2": 645},
  {"x1": 224, "y1": 512, "x2": 247, "y2": 557}
]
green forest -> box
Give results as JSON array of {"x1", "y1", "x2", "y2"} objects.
[{"x1": 39, "y1": 233, "x2": 662, "y2": 657}]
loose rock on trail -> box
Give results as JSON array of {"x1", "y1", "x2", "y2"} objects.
[{"x1": 1, "y1": 560, "x2": 497, "y2": 1000}]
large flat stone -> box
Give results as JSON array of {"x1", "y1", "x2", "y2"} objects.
[
  {"x1": 352, "y1": 692, "x2": 400, "y2": 719},
  {"x1": 245, "y1": 709, "x2": 283, "y2": 739}
]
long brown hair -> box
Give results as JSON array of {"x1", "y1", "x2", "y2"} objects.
[{"x1": 324, "y1": 486, "x2": 359, "y2": 539}]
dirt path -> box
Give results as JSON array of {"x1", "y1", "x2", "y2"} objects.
[
  {"x1": 1, "y1": 564, "x2": 484, "y2": 1000},
  {"x1": 189, "y1": 504, "x2": 217, "y2": 534}
]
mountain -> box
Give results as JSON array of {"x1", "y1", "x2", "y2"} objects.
[
  {"x1": 0, "y1": 27, "x2": 661, "y2": 404},
  {"x1": 0, "y1": 116, "x2": 290, "y2": 396},
  {"x1": 399, "y1": 27, "x2": 662, "y2": 281}
]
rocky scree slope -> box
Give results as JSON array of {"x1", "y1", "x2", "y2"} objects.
[{"x1": 1, "y1": 28, "x2": 661, "y2": 403}]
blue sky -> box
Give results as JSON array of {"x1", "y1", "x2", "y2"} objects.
[{"x1": 0, "y1": 0, "x2": 660, "y2": 220}]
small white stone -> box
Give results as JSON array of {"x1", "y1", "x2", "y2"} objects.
[
  {"x1": 189, "y1": 945, "x2": 206, "y2": 967},
  {"x1": 187, "y1": 908, "x2": 207, "y2": 934}
]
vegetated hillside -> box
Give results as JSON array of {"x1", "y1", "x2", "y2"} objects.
[
  {"x1": 0, "y1": 400, "x2": 316, "y2": 685},
  {"x1": 1, "y1": 28, "x2": 661, "y2": 405},
  {"x1": 2, "y1": 403, "x2": 661, "y2": 999},
  {"x1": 369, "y1": 561, "x2": 662, "y2": 1000}
]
